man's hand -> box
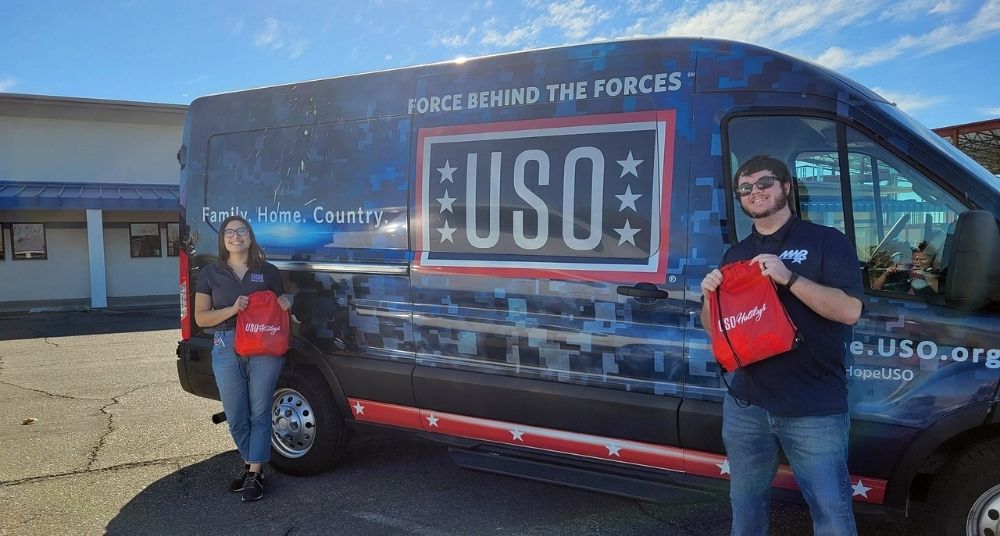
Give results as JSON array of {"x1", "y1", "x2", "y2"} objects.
[
  {"x1": 751, "y1": 254, "x2": 792, "y2": 286},
  {"x1": 277, "y1": 294, "x2": 293, "y2": 312},
  {"x1": 700, "y1": 269, "x2": 724, "y2": 295}
]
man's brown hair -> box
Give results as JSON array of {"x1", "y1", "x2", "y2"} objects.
[{"x1": 733, "y1": 154, "x2": 792, "y2": 192}]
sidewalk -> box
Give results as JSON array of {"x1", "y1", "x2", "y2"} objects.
[{"x1": 0, "y1": 294, "x2": 178, "y2": 314}]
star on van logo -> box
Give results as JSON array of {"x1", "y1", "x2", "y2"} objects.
[
  {"x1": 614, "y1": 220, "x2": 641, "y2": 246},
  {"x1": 509, "y1": 428, "x2": 525, "y2": 441},
  {"x1": 605, "y1": 443, "x2": 622, "y2": 457},
  {"x1": 426, "y1": 413, "x2": 440, "y2": 427},
  {"x1": 352, "y1": 401, "x2": 365, "y2": 415},
  {"x1": 617, "y1": 151, "x2": 643, "y2": 178},
  {"x1": 614, "y1": 184, "x2": 642, "y2": 213},
  {"x1": 851, "y1": 479, "x2": 871, "y2": 498},
  {"x1": 437, "y1": 160, "x2": 457, "y2": 183}
]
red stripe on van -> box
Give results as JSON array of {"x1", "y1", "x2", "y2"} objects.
[{"x1": 347, "y1": 398, "x2": 887, "y2": 504}]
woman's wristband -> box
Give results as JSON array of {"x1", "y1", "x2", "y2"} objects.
[{"x1": 786, "y1": 272, "x2": 799, "y2": 289}]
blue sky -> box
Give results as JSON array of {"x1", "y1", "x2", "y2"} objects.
[{"x1": 1, "y1": 0, "x2": 998, "y2": 128}]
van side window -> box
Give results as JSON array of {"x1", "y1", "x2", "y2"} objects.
[
  {"x1": 727, "y1": 116, "x2": 846, "y2": 238},
  {"x1": 841, "y1": 126, "x2": 963, "y2": 297},
  {"x1": 727, "y1": 116, "x2": 967, "y2": 300}
]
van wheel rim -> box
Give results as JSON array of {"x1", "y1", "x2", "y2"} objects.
[
  {"x1": 968, "y1": 483, "x2": 1000, "y2": 536},
  {"x1": 271, "y1": 388, "x2": 316, "y2": 459}
]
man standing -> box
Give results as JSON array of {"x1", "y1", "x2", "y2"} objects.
[{"x1": 700, "y1": 155, "x2": 863, "y2": 536}]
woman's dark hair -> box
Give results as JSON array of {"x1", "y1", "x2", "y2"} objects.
[
  {"x1": 733, "y1": 154, "x2": 792, "y2": 192},
  {"x1": 217, "y1": 215, "x2": 265, "y2": 270},
  {"x1": 914, "y1": 240, "x2": 937, "y2": 260}
]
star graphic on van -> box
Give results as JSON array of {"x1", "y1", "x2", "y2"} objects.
[
  {"x1": 617, "y1": 151, "x2": 643, "y2": 178},
  {"x1": 614, "y1": 219, "x2": 641, "y2": 246},
  {"x1": 605, "y1": 444, "x2": 622, "y2": 457},
  {"x1": 509, "y1": 428, "x2": 525, "y2": 441},
  {"x1": 426, "y1": 413, "x2": 440, "y2": 427},
  {"x1": 437, "y1": 160, "x2": 457, "y2": 183},
  {"x1": 437, "y1": 220, "x2": 457, "y2": 243},
  {"x1": 437, "y1": 190, "x2": 457, "y2": 213},
  {"x1": 614, "y1": 184, "x2": 643, "y2": 213},
  {"x1": 352, "y1": 401, "x2": 365, "y2": 415},
  {"x1": 717, "y1": 459, "x2": 730, "y2": 475},
  {"x1": 851, "y1": 479, "x2": 871, "y2": 498}
]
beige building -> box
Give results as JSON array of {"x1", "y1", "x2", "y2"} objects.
[{"x1": 0, "y1": 93, "x2": 186, "y2": 310}]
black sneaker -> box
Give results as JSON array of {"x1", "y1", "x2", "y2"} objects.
[
  {"x1": 229, "y1": 465, "x2": 250, "y2": 493},
  {"x1": 241, "y1": 472, "x2": 264, "y2": 502}
]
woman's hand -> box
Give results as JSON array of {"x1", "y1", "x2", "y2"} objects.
[{"x1": 231, "y1": 295, "x2": 249, "y2": 314}]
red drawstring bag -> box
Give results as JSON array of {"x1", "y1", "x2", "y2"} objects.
[
  {"x1": 708, "y1": 260, "x2": 799, "y2": 372},
  {"x1": 235, "y1": 291, "x2": 290, "y2": 358}
]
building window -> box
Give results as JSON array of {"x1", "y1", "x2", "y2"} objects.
[
  {"x1": 12, "y1": 223, "x2": 48, "y2": 260},
  {"x1": 129, "y1": 223, "x2": 162, "y2": 257},
  {"x1": 166, "y1": 223, "x2": 180, "y2": 257}
]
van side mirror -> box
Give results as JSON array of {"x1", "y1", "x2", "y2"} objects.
[{"x1": 942, "y1": 210, "x2": 1000, "y2": 310}]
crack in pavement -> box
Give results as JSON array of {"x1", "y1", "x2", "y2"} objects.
[
  {"x1": 43, "y1": 338, "x2": 60, "y2": 348},
  {"x1": 0, "y1": 453, "x2": 223, "y2": 487},
  {"x1": 0, "y1": 378, "x2": 103, "y2": 401},
  {"x1": 82, "y1": 384, "x2": 155, "y2": 471}
]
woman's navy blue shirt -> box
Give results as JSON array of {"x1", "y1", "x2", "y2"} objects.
[
  {"x1": 721, "y1": 217, "x2": 864, "y2": 416},
  {"x1": 195, "y1": 261, "x2": 284, "y2": 328}
]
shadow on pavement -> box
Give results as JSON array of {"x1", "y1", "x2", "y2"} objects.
[{"x1": 0, "y1": 307, "x2": 180, "y2": 341}]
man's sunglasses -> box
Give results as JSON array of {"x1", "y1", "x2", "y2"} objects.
[{"x1": 736, "y1": 176, "x2": 781, "y2": 197}]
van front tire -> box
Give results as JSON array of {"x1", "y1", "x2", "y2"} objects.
[
  {"x1": 928, "y1": 438, "x2": 1000, "y2": 536},
  {"x1": 268, "y1": 368, "x2": 349, "y2": 476}
]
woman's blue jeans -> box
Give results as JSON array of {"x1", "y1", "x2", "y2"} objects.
[
  {"x1": 211, "y1": 330, "x2": 284, "y2": 464},
  {"x1": 722, "y1": 395, "x2": 857, "y2": 536}
]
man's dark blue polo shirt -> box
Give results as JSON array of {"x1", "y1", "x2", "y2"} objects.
[
  {"x1": 721, "y1": 216, "x2": 863, "y2": 416},
  {"x1": 195, "y1": 261, "x2": 284, "y2": 328}
]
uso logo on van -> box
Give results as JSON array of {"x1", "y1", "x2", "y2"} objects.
[{"x1": 414, "y1": 111, "x2": 674, "y2": 283}]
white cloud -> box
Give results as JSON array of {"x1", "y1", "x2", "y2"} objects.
[
  {"x1": 626, "y1": 0, "x2": 663, "y2": 15},
  {"x1": 477, "y1": 0, "x2": 610, "y2": 49},
  {"x1": 930, "y1": 0, "x2": 958, "y2": 15},
  {"x1": 547, "y1": 0, "x2": 612, "y2": 40},
  {"x1": 480, "y1": 16, "x2": 542, "y2": 48},
  {"x1": 227, "y1": 17, "x2": 245, "y2": 35},
  {"x1": 815, "y1": 0, "x2": 1000, "y2": 70},
  {"x1": 648, "y1": 0, "x2": 883, "y2": 45},
  {"x1": 870, "y1": 87, "x2": 946, "y2": 113},
  {"x1": 977, "y1": 106, "x2": 1000, "y2": 116},
  {"x1": 253, "y1": 17, "x2": 309, "y2": 59},
  {"x1": 0, "y1": 77, "x2": 15, "y2": 92},
  {"x1": 436, "y1": 28, "x2": 477, "y2": 48}
]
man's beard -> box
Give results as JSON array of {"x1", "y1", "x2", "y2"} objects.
[{"x1": 740, "y1": 189, "x2": 789, "y2": 219}]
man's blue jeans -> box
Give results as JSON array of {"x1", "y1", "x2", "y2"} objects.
[
  {"x1": 211, "y1": 330, "x2": 285, "y2": 464},
  {"x1": 722, "y1": 395, "x2": 857, "y2": 536}
]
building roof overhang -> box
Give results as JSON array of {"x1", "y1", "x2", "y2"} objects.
[{"x1": 0, "y1": 181, "x2": 179, "y2": 211}]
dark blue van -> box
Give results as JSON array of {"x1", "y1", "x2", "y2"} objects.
[{"x1": 175, "y1": 38, "x2": 1000, "y2": 535}]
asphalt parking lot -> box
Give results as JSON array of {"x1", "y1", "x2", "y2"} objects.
[{"x1": 0, "y1": 307, "x2": 928, "y2": 535}]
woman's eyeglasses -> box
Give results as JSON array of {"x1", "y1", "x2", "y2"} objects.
[
  {"x1": 736, "y1": 176, "x2": 780, "y2": 197},
  {"x1": 223, "y1": 227, "x2": 249, "y2": 238}
]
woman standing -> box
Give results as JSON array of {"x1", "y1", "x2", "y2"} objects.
[{"x1": 194, "y1": 215, "x2": 292, "y2": 502}]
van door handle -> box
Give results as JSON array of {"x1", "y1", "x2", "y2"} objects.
[{"x1": 616, "y1": 283, "x2": 670, "y2": 300}]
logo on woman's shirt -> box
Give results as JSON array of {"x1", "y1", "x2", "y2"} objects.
[{"x1": 250, "y1": 273, "x2": 264, "y2": 283}]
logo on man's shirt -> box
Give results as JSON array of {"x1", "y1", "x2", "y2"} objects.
[
  {"x1": 779, "y1": 249, "x2": 808, "y2": 264},
  {"x1": 250, "y1": 273, "x2": 264, "y2": 283}
]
